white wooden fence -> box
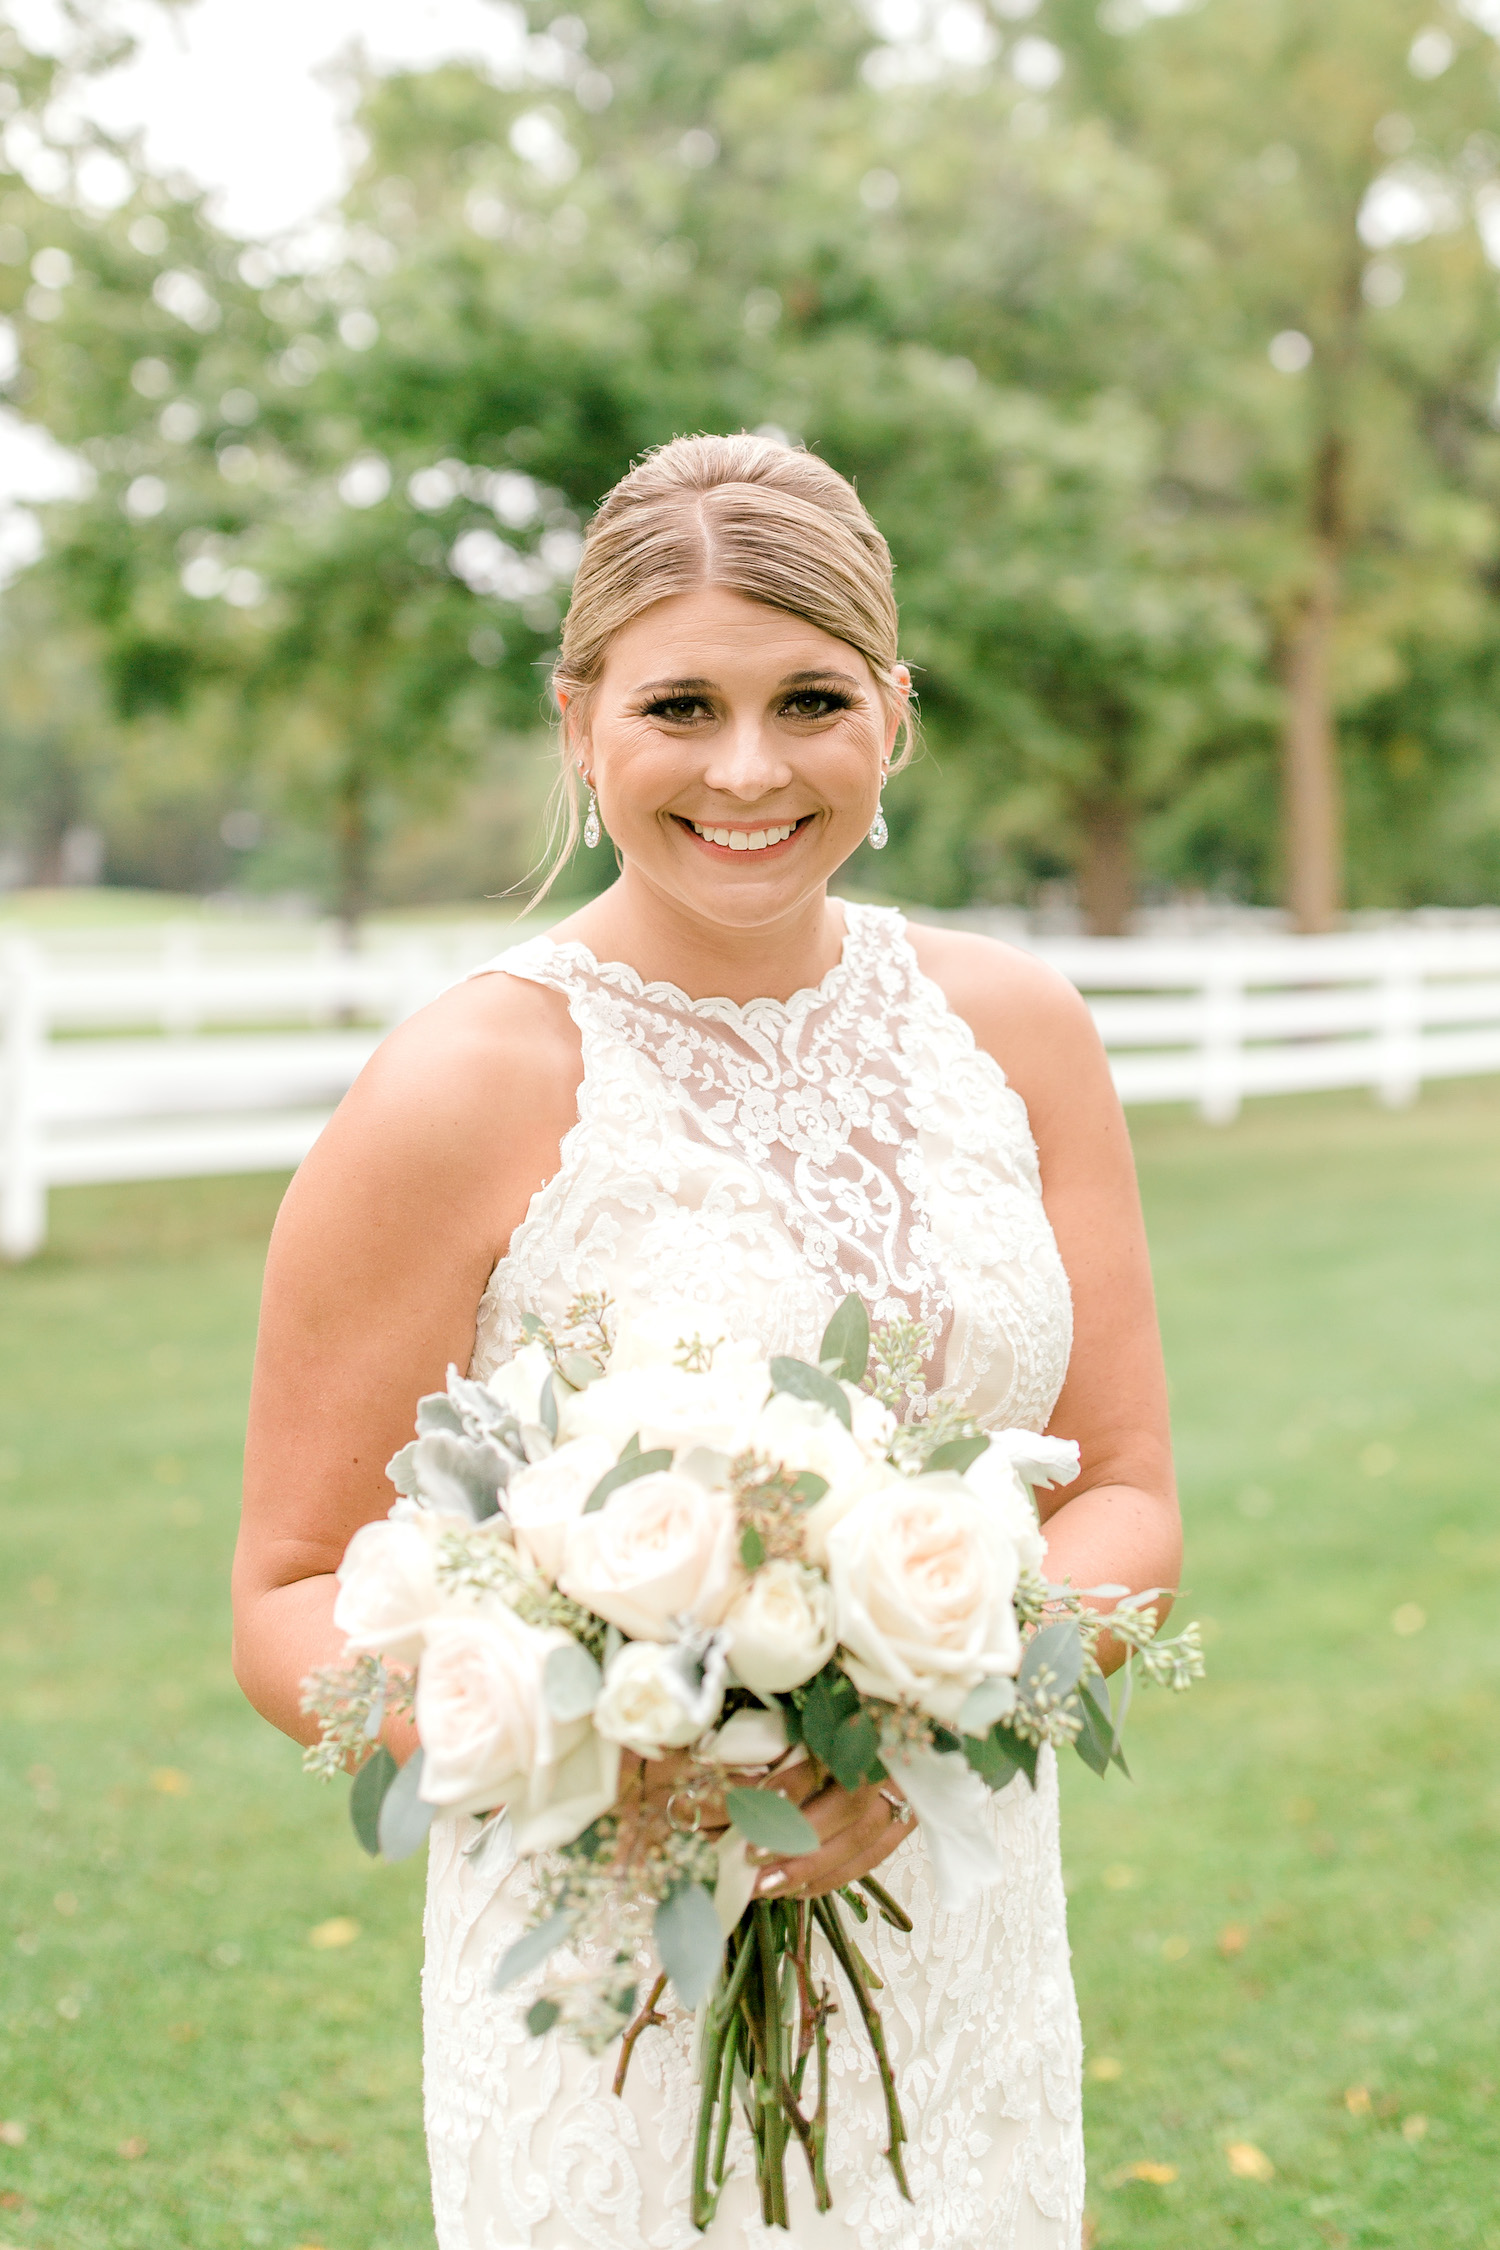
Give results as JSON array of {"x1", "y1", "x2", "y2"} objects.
[{"x1": 3, "y1": 924, "x2": 1500, "y2": 1260}]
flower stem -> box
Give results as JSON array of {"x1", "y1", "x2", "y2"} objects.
[
  {"x1": 813, "y1": 1895, "x2": 912, "y2": 2203},
  {"x1": 612, "y1": 1971, "x2": 668, "y2": 2099}
]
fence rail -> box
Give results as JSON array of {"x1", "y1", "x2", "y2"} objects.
[{"x1": 4, "y1": 925, "x2": 1500, "y2": 1259}]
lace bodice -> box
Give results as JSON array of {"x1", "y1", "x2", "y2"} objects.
[
  {"x1": 469, "y1": 902, "x2": 1072, "y2": 1430},
  {"x1": 423, "y1": 901, "x2": 1085, "y2": 2248}
]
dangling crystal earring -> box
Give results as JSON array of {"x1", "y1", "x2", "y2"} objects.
[
  {"x1": 583, "y1": 785, "x2": 601, "y2": 849},
  {"x1": 869, "y1": 795, "x2": 889, "y2": 851}
]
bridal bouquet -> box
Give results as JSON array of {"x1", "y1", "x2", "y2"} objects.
[{"x1": 302, "y1": 1293, "x2": 1202, "y2": 2230}]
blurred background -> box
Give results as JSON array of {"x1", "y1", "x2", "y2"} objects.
[{"x1": 1, "y1": 4, "x2": 1498, "y2": 2248}]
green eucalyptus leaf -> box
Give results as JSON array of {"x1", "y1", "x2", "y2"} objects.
[
  {"x1": 493, "y1": 1908, "x2": 573, "y2": 1993},
  {"x1": 818, "y1": 1293, "x2": 870, "y2": 1385},
  {"x1": 790, "y1": 1470, "x2": 829, "y2": 1504},
  {"x1": 519, "y1": 1313, "x2": 548, "y2": 1339},
  {"x1": 1020, "y1": 1619, "x2": 1084, "y2": 1700},
  {"x1": 993, "y1": 1723, "x2": 1039, "y2": 1789},
  {"x1": 526, "y1": 1997, "x2": 561, "y2": 2036},
  {"x1": 557, "y1": 1352, "x2": 602, "y2": 1390},
  {"x1": 539, "y1": 1372, "x2": 559, "y2": 1440},
  {"x1": 543, "y1": 1641, "x2": 602, "y2": 1722},
  {"x1": 654, "y1": 1882, "x2": 723, "y2": 2010},
  {"x1": 725, "y1": 1786, "x2": 819, "y2": 1855},
  {"x1": 799, "y1": 1669, "x2": 861, "y2": 1768},
  {"x1": 768, "y1": 1356, "x2": 851, "y2": 1429},
  {"x1": 926, "y1": 1434, "x2": 990, "y2": 1474},
  {"x1": 377, "y1": 1747, "x2": 436, "y2": 1861},
  {"x1": 827, "y1": 1710, "x2": 881, "y2": 1793},
  {"x1": 740, "y1": 1524, "x2": 766, "y2": 1569},
  {"x1": 350, "y1": 1745, "x2": 397, "y2": 1857},
  {"x1": 583, "y1": 1447, "x2": 674, "y2": 1514},
  {"x1": 1073, "y1": 1673, "x2": 1114, "y2": 1778},
  {"x1": 957, "y1": 1676, "x2": 1017, "y2": 1734}
]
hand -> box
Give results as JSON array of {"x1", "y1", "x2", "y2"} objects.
[
  {"x1": 752, "y1": 1775, "x2": 916, "y2": 1901},
  {"x1": 611, "y1": 1747, "x2": 822, "y2": 1856}
]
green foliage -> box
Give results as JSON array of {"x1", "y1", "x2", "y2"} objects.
[
  {"x1": 5, "y1": 0, "x2": 1500, "y2": 923},
  {"x1": 652, "y1": 1879, "x2": 723, "y2": 2009},
  {"x1": 349, "y1": 1745, "x2": 398, "y2": 1857},
  {"x1": 723, "y1": 1786, "x2": 819, "y2": 1855},
  {"x1": 768, "y1": 1353, "x2": 853, "y2": 1428}
]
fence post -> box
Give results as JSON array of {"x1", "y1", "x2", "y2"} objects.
[
  {"x1": 1198, "y1": 959, "x2": 1245, "y2": 1126},
  {"x1": 1, "y1": 939, "x2": 48, "y2": 1260},
  {"x1": 1376, "y1": 941, "x2": 1421, "y2": 1109},
  {"x1": 390, "y1": 941, "x2": 444, "y2": 1028}
]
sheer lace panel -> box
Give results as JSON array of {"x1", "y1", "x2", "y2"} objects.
[{"x1": 469, "y1": 904, "x2": 1072, "y2": 1433}]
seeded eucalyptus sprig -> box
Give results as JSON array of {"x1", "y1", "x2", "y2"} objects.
[{"x1": 300, "y1": 1652, "x2": 396, "y2": 1780}]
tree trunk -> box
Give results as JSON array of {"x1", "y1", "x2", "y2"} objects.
[
  {"x1": 333, "y1": 763, "x2": 371, "y2": 948},
  {"x1": 1281, "y1": 431, "x2": 1346, "y2": 935},
  {"x1": 1077, "y1": 798, "x2": 1136, "y2": 937}
]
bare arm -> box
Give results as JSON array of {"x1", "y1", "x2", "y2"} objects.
[
  {"x1": 231, "y1": 973, "x2": 582, "y2": 1746},
  {"x1": 908, "y1": 927, "x2": 1181, "y2": 1667}
]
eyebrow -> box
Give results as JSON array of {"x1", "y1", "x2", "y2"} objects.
[{"x1": 631, "y1": 669, "x2": 863, "y2": 695}]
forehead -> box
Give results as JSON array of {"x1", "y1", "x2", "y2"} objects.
[{"x1": 599, "y1": 586, "x2": 874, "y2": 689}]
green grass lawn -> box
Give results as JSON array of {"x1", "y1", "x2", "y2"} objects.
[{"x1": 1, "y1": 1085, "x2": 1497, "y2": 2250}]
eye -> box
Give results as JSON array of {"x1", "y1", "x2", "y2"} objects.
[
  {"x1": 642, "y1": 694, "x2": 713, "y2": 723},
  {"x1": 781, "y1": 688, "x2": 854, "y2": 720}
]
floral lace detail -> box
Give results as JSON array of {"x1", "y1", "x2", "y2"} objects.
[
  {"x1": 424, "y1": 901, "x2": 1083, "y2": 2247},
  {"x1": 469, "y1": 903, "x2": 1071, "y2": 1432}
]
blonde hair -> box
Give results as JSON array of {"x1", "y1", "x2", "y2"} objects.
[{"x1": 528, "y1": 432, "x2": 913, "y2": 906}]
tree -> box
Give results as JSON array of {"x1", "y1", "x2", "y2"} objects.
[{"x1": 1045, "y1": 0, "x2": 1500, "y2": 927}]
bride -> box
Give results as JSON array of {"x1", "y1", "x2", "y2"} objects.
[{"x1": 233, "y1": 433, "x2": 1179, "y2": 2248}]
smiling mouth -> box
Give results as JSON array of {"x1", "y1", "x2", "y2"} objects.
[{"x1": 675, "y1": 814, "x2": 815, "y2": 855}]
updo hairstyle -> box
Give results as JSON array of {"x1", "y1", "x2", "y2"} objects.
[{"x1": 531, "y1": 433, "x2": 913, "y2": 902}]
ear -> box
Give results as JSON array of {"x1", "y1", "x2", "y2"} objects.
[{"x1": 884, "y1": 665, "x2": 911, "y2": 761}]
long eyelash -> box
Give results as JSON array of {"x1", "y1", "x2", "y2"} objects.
[
  {"x1": 640, "y1": 697, "x2": 707, "y2": 719},
  {"x1": 783, "y1": 688, "x2": 855, "y2": 713}
]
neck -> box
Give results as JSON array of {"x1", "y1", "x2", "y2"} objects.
[{"x1": 549, "y1": 866, "x2": 847, "y2": 1005}]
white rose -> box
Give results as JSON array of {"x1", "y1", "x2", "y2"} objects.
[
  {"x1": 334, "y1": 1514, "x2": 444, "y2": 1665},
  {"x1": 558, "y1": 1471, "x2": 739, "y2": 1640},
  {"x1": 724, "y1": 1559, "x2": 836, "y2": 1693},
  {"x1": 960, "y1": 1446, "x2": 1049, "y2": 1576},
  {"x1": 505, "y1": 1436, "x2": 617, "y2": 1580},
  {"x1": 484, "y1": 1340, "x2": 554, "y2": 1426},
  {"x1": 415, "y1": 1607, "x2": 619, "y2": 1846},
  {"x1": 801, "y1": 1455, "x2": 909, "y2": 1568},
  {"x1": 592, "y1": 1640, "x2": 710, "y2": 1757},
  {"x1": 827, "y1": 1474, "x2": 1023, "y2": 1723},
  {"x1": 749, "y1": 1391, "x2": 869, "y2": 1490},
  {"x1": 557, "y1": 1361, "x2": 769, "y2": 1458}
]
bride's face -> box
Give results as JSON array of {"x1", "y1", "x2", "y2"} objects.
[{"x1": 569, "y1": 585, "x2": 904, "y2": 930}]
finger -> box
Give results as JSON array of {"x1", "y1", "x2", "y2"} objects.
[
  {"x1": 798, "y1": 1800, "x2": 916, "y2": 1897},
  {"x1": 757, "y1": 1788, "x2": 911, "y2": 1898}
]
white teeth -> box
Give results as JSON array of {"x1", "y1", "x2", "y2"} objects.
[{"x1": 690, "y1": 819, "x2": 799, "y2": 850}]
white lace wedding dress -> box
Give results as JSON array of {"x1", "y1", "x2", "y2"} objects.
[{"x1": 422, "y1": 901, "x2": 1085, "y2": 2249}]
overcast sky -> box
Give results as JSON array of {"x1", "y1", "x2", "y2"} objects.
[{"x1": 1, "y1": 0, "x2": 539, "y2": 543}]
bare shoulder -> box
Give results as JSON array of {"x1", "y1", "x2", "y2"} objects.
[
  {"x1": 902, "y1": 920, "x2": 1108, "y2": 1140},
  {"x1": 276, "y1": 965, "x2": 582, "y2": 1276}
]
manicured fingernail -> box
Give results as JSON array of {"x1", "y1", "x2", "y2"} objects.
[{"x1": 756, "y1": 1869, "x2": 787, "y2": 1893}]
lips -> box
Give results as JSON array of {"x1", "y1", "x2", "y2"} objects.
[{"x1": 677, "y1": 815, "x2": 813, "y2": 855}]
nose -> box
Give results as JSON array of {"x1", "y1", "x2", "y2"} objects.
[{"x1": 698, "y1": 712, "x2": 794, "y2": 803}]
